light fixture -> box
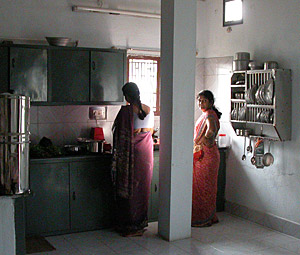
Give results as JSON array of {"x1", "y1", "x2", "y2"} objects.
[
  {"x1": 223, "y1": 0, "x2": 243, "y2": 27},
  {"x1": 72, "y1": 5, "x2": 161, "y2": 19}
]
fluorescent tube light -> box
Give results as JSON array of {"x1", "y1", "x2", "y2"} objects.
[{"x1": 72, "y1": 5, "x2": 161, "y2": 19}]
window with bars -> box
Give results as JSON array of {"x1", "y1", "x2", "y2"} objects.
[{"x1": 127, "y1": 56, "x2": 160, "y2": 115}]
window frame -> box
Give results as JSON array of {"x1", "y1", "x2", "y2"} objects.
[
  {"x1": 127, "y1": 55, "x2": 161, "y2": 116},
  {"x1": 223, "y1": 0, "x2": 243, "y2": 27}
]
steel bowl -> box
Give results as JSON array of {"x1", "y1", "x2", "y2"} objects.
[
  {"x1": 77, "y1": 138, "x2": 104, "y2": 153},
  {"x1": 64, "y1": 144, "x2": 86, "y2": 154},
  {"x1": 248, "y1": 61, "x2": 263, "y2": 70},
  {"x1": 45, "y1": 37, "x2": 71, "y2": 46}
]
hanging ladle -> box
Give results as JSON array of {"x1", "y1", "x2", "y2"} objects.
[
  {"x1": 263, "y1": 140, "x2": 274, "y2": 166},
  {"x1": 242, "y1": 136, "x2": 246, "y2": 160},
  {"x1": 251, "y1": 149, "x2": 256, "y2": 165},
  {"x1": 246, "y1": 137, "x2": 252, "y2": 154}
]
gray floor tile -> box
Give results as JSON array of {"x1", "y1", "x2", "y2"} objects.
[{"x1": 36, "y1": 213, "x2": 300, "y2": 255}]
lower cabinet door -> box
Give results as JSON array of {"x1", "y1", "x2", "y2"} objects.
[
  {"x1": 70, "y1": 160, "x2": 114, "y2": 231},
  {"x1": 216, "y1": 149, "x2": 227, "y2": 212},
  {"x1": 26, "y1": 162, "x2": 70, "y2": 235}
]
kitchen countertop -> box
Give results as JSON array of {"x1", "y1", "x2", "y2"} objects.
[{"x1": 30, "y1": 153, "x2": 112, "y2": 163}]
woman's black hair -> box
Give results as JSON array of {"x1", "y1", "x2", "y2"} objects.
[
  {"x1": 197, "y1": 90, "x2": 222, "y2": 119},
  {"x1": 122, "y1": 82, "x2": 147, "y2": 120}
]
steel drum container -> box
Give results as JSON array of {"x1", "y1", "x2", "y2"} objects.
[{"x1": 0, "y1": 93, "x2": 30, "y2": 195}]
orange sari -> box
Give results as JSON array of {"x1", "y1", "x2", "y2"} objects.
[{"x1": 192, "y1": 109, "x2": 220, "y2": 226}]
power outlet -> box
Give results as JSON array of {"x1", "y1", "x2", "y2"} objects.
[{"x1": 89, "y1": 107, "x2": 106, "y2": 120}]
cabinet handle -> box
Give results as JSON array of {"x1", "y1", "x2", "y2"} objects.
[
  {"x1": 155, "y1": 184, "x2": 157, "y2": 192},
  {"x1": 92, "y1": 61, "x2": 96, "y2": 70},
  {"x1": 72, "y1": 191, "x2": 76, "y2": 200},
  {"x1": 11, "y1": 58, "x2": 15, "y2": 68}
]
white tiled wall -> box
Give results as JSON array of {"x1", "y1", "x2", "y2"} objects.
[
  {"x1": 30, "y1": 105, "x2": 121, "y2": 146},
  {"x1": 195, "y1": 56, "x2": 234, "y2": 143}
]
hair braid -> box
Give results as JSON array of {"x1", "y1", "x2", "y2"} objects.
[
  {"x1": 137, "y1": 98, "x2": 147, "y2": 120},
  {"x1": 122, "y1": 82, "x2": 147, "y2": 120}
]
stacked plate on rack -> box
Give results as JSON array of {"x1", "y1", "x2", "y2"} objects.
[
  {"x1": 256, "y1": 110, "x2": 274, "y2": 123},
  {"x1": 238, "y1": 106, "x2": 247, "y2": 121},
  {"x1": 245, "y1": 84, "x2": 257, "y2": 104},
  {"x1": 231, "y1": 108, "x2": 238, "y2": 120},
  {"x1": 255, "y1": 79, "x2": 274, "y2": 105}
]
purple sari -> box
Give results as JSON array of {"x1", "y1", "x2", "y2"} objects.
[{"x1": 112, "y1": 105, "x2": 153, "y2": 234}]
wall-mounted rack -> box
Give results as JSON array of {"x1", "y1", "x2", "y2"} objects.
[{"x1": 230, "y1": 69, "x2": 292, "y2": 141}]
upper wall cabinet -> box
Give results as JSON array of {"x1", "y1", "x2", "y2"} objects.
[
  {"x1": 0, "y1": 46, "x2": 47, "y2": 102},
  {"x1": 0, "y1": 44, "x2": 126, "y2": 105},
  {"x1": 90, "y1": 51, "x2": 125, "y2": 103},
  {"x1": 48, "y1": 49, "x2": 89, "y2": 103},
  {"x1": 48, "y1": 48, "x2": 126, "y2": 105}
]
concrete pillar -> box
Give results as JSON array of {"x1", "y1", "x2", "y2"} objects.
[
  {"x1": 0, "y1": 197, "x2": 26, "y2": 255},
  {"x1": 0, "y1": 197, "x2": 17, "y2": 255},
  {"x1": 159, "y1": 0, "x2": 197, "y2": 241}
]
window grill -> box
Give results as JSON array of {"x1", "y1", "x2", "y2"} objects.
[{"x1": 127, "y1": 56, "x2": 160, "y2": 115}]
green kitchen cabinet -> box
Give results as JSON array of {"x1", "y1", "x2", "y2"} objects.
[
  {"x1": 216, "y1": 148, "x2": 227, "y2": 212},
  {"x1": 0, "y1": 47, "x2": 9, "y2": 93},
  {"x1": 0, "y1": 44, "x2": 126, "y2": 105},
  {"x1": 0, "y1": 46, "x2": 47, "y2": 102},
  {"x1": 26, "y1": 155, "x2": 114, "y2": 236},
  {"x1": 25, "y1": 162, "x2": 70, "y2": 235},
  {"x1": 70, "y1": 159, "x2": 114, "y2": 231},
  {"x1": 48, "y1": 48, "x2": 90, "y2": 103},
  {"x1": 90, "y1": 50, "x2": 126, "y2": 103}
]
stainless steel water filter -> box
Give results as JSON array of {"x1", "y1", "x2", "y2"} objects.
[{"x1": 0, "y1": 93, "x2": 30, "y2": 195}]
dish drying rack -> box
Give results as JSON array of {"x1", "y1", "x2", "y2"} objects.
[{"x1": 230, "y1": 69, "x2": 292, "y2": 141}]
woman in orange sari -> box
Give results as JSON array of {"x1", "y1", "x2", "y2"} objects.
[{"x1": 192, "y1": 90, "x2": 222, "y2": 227}]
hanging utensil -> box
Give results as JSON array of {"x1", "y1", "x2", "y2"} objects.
[
  {"x1": 246, "y1": 137, "x2": 252, "y2": 154},
  {"x1": 242, "y1": 136, "x2": 246, "y2": 160},
  {"x1": 251, "y1": 138, "x2": 258, "y2": 165},
  {"x1": 263, "y1": 140, "x2": 274, "y2": 166}
]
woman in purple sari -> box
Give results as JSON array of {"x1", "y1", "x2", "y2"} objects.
[{"x1": 112, "y1": 82, "x2": 154, "y2": 237}]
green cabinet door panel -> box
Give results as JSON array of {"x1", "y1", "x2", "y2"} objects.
[
  {"x1": 0, "y1": 47, "x2": 9, "y2": 93},
  {"x1": 25, "y1": 162, "x2": 70, "y2": 235},
  {"x1": 1, "y1": 45, "x2": 127, "y2": 105},
  {"x1": 49, "y1": 49, "x2": 89, "y2": 102},
  {"x1": 70, "y1": 160, "x2": 114, "y2": 231},
  {"x1": 10, "y1": 47, "x2": 47, "y2": 101},
  {"x1": 90, "y1": 51, "x2": 125, "y2": 103},
  {"x1": 216, "y1": 149, "x2": 227, "y2": 212}
]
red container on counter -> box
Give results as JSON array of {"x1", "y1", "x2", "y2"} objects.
[{"x1": 90, "y1": 127, "x2": 104, "y2": 140}]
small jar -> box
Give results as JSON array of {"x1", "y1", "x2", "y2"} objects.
[{"x1": 218, "y1": 134, "x2": 227, "y2": 148}]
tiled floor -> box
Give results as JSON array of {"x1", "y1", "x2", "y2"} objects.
[{"x1": 29, "y1": 212, "x2": 300, "y2": 255}]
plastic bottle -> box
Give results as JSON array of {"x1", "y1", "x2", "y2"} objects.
[{"x1": 218, "y1": 134, "x2": 227, "y2": 148}]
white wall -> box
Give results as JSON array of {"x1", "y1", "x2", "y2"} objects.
[
  {"x1": 0, "y1": 0, "x2": 160, "y2": 50},
  {"x1": 197, "y1": 0, "x2": 300, "y2": 224}
]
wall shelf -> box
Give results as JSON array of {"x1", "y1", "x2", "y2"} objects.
[{"x1": 230, "y1": 69, "x2": 291, "y2": 141}]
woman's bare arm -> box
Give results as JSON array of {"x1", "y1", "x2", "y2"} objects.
[{"x1": 199, "y1": 116, "x2": 218, "y2": 146}]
